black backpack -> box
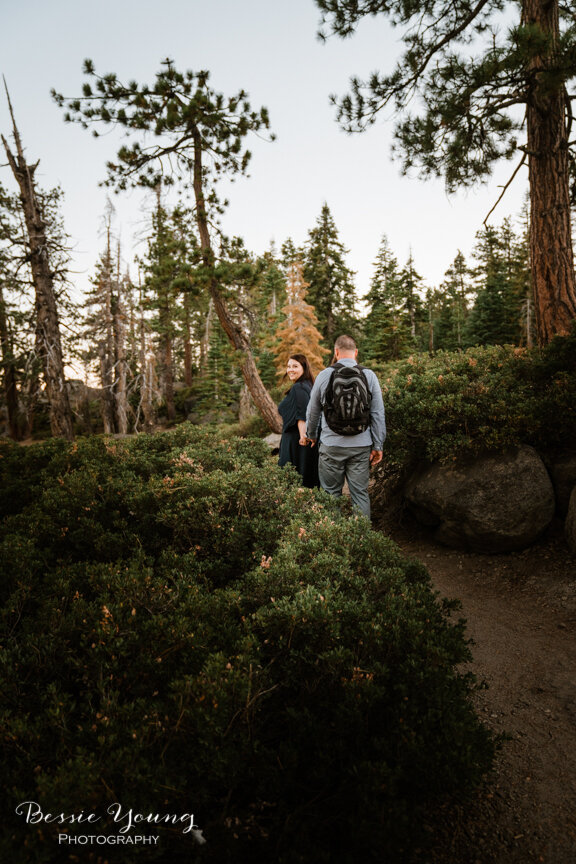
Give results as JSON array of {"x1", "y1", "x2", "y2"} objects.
[{"x1": 323, "y1": 363, "x2": 372, "y2": 436}]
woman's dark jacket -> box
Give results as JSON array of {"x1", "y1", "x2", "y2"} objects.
[{"x1": 277, "y1": 379, "x2": 319, "y2": 488}]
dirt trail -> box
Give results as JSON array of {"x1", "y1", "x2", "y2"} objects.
[{"x1": 391, "y1": 522, "x2": 576, "y2": 864}]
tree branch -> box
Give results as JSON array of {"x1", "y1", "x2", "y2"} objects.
[
  {"x1": 368, "y1": 0, "x2": 494, "y2": 112},
  {"x1": 484, "y1": 153, "x2": 527, "y2": 224}
]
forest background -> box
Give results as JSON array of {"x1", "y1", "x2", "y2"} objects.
[{"x1": 0, "y1": 0, "x2": 545, "y2": 440}]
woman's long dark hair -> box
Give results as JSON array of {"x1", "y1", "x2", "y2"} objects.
[{"x1": 283, "y1": 353, "x2": 315, "y2": 393}]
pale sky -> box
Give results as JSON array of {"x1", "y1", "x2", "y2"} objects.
[{"x1": 1, "y1": 0, "x2": 528, "y2": 300}]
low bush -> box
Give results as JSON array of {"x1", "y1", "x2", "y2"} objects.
[
  {"x1": 0, "y1": 425, "x2": 494, "y2": 863},
  {"x1": 379, "y1": 330, "x2": 576, "y2": 471}
]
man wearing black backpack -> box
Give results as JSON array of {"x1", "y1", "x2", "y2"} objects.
[{"x1": 305, "y1": 334, "x2": 385, "y2": 519}]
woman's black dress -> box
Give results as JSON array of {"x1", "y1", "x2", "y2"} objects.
[{"x1": 277, "y1": 379, "x2": 319, "y2": 488}]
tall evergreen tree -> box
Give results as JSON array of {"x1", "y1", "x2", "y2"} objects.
[
  {"x1": 274, "y1": 262, "x2": 328, "y2": 377},
  {"x1": 194, "y1": 297, "x2": 241, "y2": 419},
  {"x1": 82, "y1": 200, "x2": 137, "y2": 434},
  {"x1": 464, "y1": 221, "x2": 527, "y2": 346},
  {"x1": 432, "y1": 251, "x2": 474, "y2": 351},
  {"x1": 54, "y1": 60, "x2": 283, "y2": 431},
  {"x1": 280, "y1": 238, "x2": 304, "y2": 271},
  {"x1": 304, "y1": 203, "x2": 358, "y2": 341},
  {"x1": 315, "y1": 0, "x2": 576, "y2": 344},
  {"x1": 138, "y1": 193, "x2": 206, "y2": 423},
  {"x1": 139, "y1": 193, "x2": 183, "y2": 422},
  {"x1": 85, "y1": 212, "x2": 121, "y2": 433},
  {"x1": 363, "y1": 235, "x2": 410, "y2": 362},
  {"x1": 170, "y1": 204, "x2": 203, "y2": 387},
  {"x1": 501, "y1": 215, "x2": 534, "y2": 347},
  {"x1": 399, "y1": 251, "x2": 426, "y2": 349},
  {"x1": 254, "y1": 255, "x2": 287, "y2": 389},
  {"x1": 133, "y1": 271, "x2": 159, "y2": 432}
]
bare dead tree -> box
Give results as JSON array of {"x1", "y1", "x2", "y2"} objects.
[{"x1": 2, "y1": 86, "x2": 74, "y2": 439}]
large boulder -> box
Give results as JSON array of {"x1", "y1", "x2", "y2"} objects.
[
  {"x1": 566, "y1": 486, "x2": 576, "y2": 553},
  {"x1": 263, "y1": 432, "x2": 282, "y2": 454},
  {"x1": 405, "y1": 446, "x2": 555, "y2": 553}
]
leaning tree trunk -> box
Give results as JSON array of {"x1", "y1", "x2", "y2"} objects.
[
  {"x1": 1, "y1": 101, "x2": 74, "y2": 439},
  {"x1": 524, "y1": 0, "x2": 576, "y2": 345},
  {"x1": 192, "y1": 131, "x2": 282, "y2": 433}
]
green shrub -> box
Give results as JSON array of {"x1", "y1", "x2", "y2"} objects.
[
  {"x1": 380, "y1": 331, "x2": 576, "y2": 471},
  {"x1": 0, "y1": 427, "x2": 494, "y2": 863}
]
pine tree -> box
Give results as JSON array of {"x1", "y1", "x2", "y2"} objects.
[
  {"x1": 254, "y1": 256, "x2": 287, "y2": 389},
  {"x1": 140, "y1": 191, "x2": 196, "y2": 422},
  {"x1": 304, "y1": 203, "x2": 358, "y2": 341},
  {"x1": 82, "y1": 201, "x2": 134, "y2": 433},
  {"x1": 501, "y1": 215, "x2": 533, "y2": 347},
  {"x1": 399, "y1": 251, "x2": 426, "y2": 349},
  {"x1": 432, "y1": 251, "x2": 474, "y2": 351},
  {"x1": 111, "y1": 254, "x2": 131, "y2": 435},
  {"x1": 194, "y1": 298, "x2": 241, "y2": 420},
  {"x1": 170, "y1": 204, "x2": 203, "y2": 387},
  {"x1": 280, "y1": 238, "x2": 304, "y2": 271},
  {"x1": 363, "y1": 236, "x2": 410, "y2": 362},
  {"x1": 514, "y1": 206, "x2": 535, "y2": 347},
  {"x1": 133, "y1": 271, "x2": 159, "y2": 432},
  {"x1": 274, "y1": 262, "x2": 328, "y2": 377},
  {"x1": 316, "y1": 0, "x2": 576, "y2": 344},
  {"x1": 464, "y1": 222, "x2": 526, "y2": 346},
  {"x1": 54, "y1": 60, "x2": 283, "y2": 431}
]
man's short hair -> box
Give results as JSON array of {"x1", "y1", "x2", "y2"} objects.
[{"x1": 334, "y1": 335, "x2": 357, "y2": 352}]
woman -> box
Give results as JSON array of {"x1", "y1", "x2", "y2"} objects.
[{"x1": 277, "y1": 354, "x2": 319, "y2": 488}]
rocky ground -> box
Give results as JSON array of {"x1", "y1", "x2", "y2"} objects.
[{"x1": 387, "y1": 517, "x2": 576, "y2": 864}]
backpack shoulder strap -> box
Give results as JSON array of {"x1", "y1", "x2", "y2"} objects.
[{"x1": 323, "y1": 363, "x2": 340, "y2": 405}]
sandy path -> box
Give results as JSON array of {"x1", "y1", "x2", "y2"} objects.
[{"x1": 393, "y1": 526, "x2": 576, "y2": 864}]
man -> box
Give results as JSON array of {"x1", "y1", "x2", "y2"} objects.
[{"x1": 305, "y1": 335, "x2": 385, "y2": 519}]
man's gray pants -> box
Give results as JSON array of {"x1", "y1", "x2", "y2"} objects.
[{"x1": 318, "y1": 444, "x2": 371, "y2": 518}]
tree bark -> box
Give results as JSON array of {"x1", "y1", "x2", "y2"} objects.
[
  {"x1": 192, "y1": 130, "x2": 282, "y2": 433},
  {"x1": 157, "y1": 283, "x2": 176, "y2": 422},
  {"x1": 99, "y1": 346, "x2": 116, "y2": 434},
  {"x1": 113, "y1": 295, "x2": 129, "y2": 434},
  {"x1": 22, "y1": 335, "x2": 41, "y2": 439},
  {"x1": 2, "y1": 100, "x2": 74, "y2": 439},
  {"x1": 238, "y1": 383, "x2": 256, "y2": 423},
  {"x1": 0, "y1": 283, "x2": 22, "y2": 439},
  {"x1": 137, "y1": 293, "x2": 157, "y2": 433},
  {"x1": 182, "y1": 292, "x2": 194, "y2": 387},
  {"x1": 112, "y1": 255, "x2": 130, "y2": 435},
  {"x1": 100, "y1": 239, "x2": 117, "y2": 433},
  {"x1": 161, "y1": 334, "x2": 176, "y2": 422},
  {"x1": 524, "y1": 0, "x2": 576, "y2": 345}
]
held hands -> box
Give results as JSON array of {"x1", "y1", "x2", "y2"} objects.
[{"x1": 299, "y1": 438, "x2": 377, "y2": 459}]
